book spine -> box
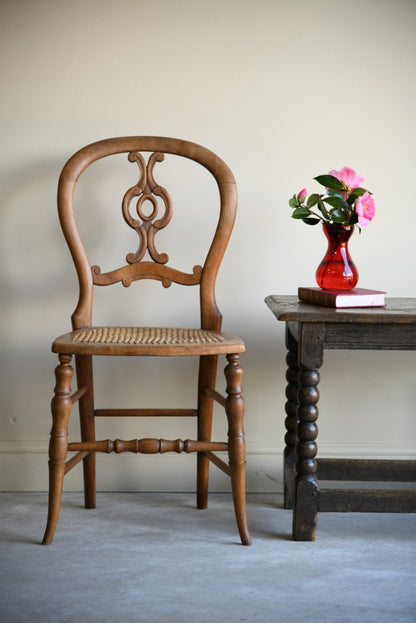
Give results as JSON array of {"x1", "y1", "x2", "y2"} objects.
[{"x1": 298, "y1": 288, "x2": 336, "y2": 307}]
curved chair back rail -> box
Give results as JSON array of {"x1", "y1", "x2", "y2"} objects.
[{"x1": 57, "y1": 136, "x2": 238, "y2": 330}]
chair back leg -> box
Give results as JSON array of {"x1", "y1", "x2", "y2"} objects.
[
  {"x1": 196, "y1": 354, "x2": 218, "y2": 509},
  {"x1": 75, "y1": 355, "x2": 96, "y2": 509}
]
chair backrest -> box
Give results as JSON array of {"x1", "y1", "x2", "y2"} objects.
[{"x1": 57, "y1": 137, "x2": 238, "y2": 332}]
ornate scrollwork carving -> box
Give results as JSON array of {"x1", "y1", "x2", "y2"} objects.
[
  {"x1": 91, "y1": 262, "x2": 202, "y2": 288},
  {"x1": 91, "y1": 151, "x2": 203, "y2": 289},
  {"x1": 122, "y1": 151, "x2": 172, "y2": 265}
]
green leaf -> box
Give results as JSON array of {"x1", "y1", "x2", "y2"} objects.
[
  {"x1": 306, "y1": 193, "x2": 320, "y2": 208},
  {"x1": 327, "y1": 190, "x2": 345, "y2": 199},
  {"x1": 352, "y1": 187, "x2": 368, "y2": 196},
  {"x1": 302, "y1": 217, "x2": 321, "y2": 225},
  {"x1": 314, "y1": 174, "x2": 345, "y2": 192},
  {"x1": 323, "y1": 195, "x2": 349, "y2": 210},
  {"x1": 347, "y1": 187, "x2": 368, "y2": 204},
  {"x1": 317, "y1": 197, "x2": 330, "y2": 219},
  {"x1": 291, "y1": 207, "x2": 312, "y2": 219},
  {"x1": 329, "y1": 208, "x2": 349, "y2": 223},
  {"x1": 288, "y1": 196, "x2": 298, "y2": 208}
]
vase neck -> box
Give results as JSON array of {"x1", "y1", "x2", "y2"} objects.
[{"x1": 323, "y1": 223, "x2": 354, "y2": 245}]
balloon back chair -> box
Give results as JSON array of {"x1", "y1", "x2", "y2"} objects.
[{"x1": 42, "y1": 137, "x2": 251, "y2": 545}]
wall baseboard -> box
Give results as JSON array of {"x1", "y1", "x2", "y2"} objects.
[{"x1": 1, "y1": 440, "x2": 414, "y2": 492}]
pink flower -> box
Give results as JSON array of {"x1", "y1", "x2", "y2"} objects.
[
  {"x1": 297, "y1": 188, "x2": 307, "y2": 203},
  {"x1": 329, "y1": 166, "x2": 365, "y2": 197},
  {"x1": 355, "y1": 192, "x2": 375, "y2": 226}
]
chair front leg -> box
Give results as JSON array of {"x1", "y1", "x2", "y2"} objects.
[
  {"x1": 42, "y1": 354, "x2": 73, "y2": 545},
  {"x1": 224, "y1": 354, "x2": 251, "y2": 546}
]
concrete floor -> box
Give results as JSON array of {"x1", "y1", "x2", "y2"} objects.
[{"x1": 0, "y1": 492, "x2": 415, "y2": 623}]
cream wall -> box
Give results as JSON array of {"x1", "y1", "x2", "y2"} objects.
[{"x1": 1, "y1": 0, "x2": 415, "y2": 492}]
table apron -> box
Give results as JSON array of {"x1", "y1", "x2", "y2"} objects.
[{"x1": 323, "y1": 323, "x2": 416, "y2": 350}]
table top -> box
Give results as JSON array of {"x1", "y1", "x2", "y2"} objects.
[{"x1": 265, "y1": 295, "x2": 416, "y2": 324}]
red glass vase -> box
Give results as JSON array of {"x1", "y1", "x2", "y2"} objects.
[{"x1": 315, "y1": 223, "x2": 358, "y2": 290}]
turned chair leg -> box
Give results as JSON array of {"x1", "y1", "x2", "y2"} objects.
[
  {"x1": 196, "y1": 355, "x2": 218, "y2": 509},
  {"x1": 224, "y1": 354, "x2": 252, "y2": 546},
  {"x1": 42, "y1": 354, "x2": 73, "y2": 545}
]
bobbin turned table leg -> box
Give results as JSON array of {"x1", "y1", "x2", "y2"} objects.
[
  {"x1": 292, "y1": 323, "x2": 324, "y2": 542},
  {"x1": 284, "y1": 326, "x2": 299, "y2": 510},
  {"x1": 293, "y1": 367, "x2": 320, "y2": 541}
]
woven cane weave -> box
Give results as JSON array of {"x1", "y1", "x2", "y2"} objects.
[{"x1": 72, "y1": 327, "x2": 225, "y2": 346}]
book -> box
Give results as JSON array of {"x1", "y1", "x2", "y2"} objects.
[{"x1": 298, "y1": 287, "x2": 386, "y2": 308}]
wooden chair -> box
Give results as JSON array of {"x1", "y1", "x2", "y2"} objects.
[{"x1": 42, "y1": 137, "x2": 251, "y2": 546}]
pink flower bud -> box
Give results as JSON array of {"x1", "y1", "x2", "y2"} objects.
[{"x1": 297, "y1": 188, "x2": 307, "y2": 203}]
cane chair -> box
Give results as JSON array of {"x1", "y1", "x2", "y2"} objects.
[{"x1": 42, "y1": 137, "x2": 251, "y2": 546}]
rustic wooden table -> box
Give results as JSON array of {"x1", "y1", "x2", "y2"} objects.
[{"x1": 265, "y1": 295, "x2": 416, "y2": 541}]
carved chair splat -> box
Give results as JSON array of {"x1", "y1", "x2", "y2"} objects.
[{"x1": 42, "y1": 137, "x2": 251, "y2": 546}]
